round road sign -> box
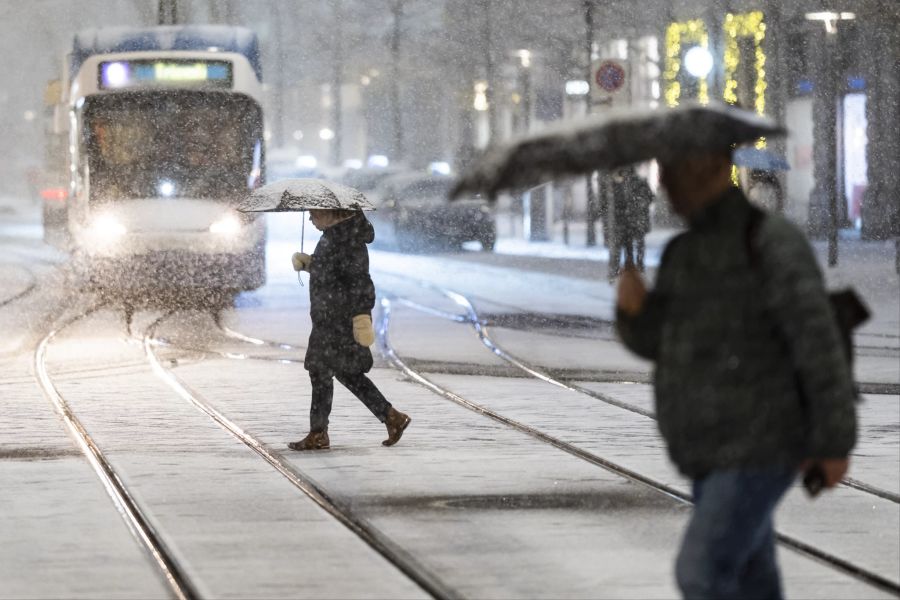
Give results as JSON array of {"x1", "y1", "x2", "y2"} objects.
[{"x1": 595, "y1": 61, "x2": 626, "y2": 93}]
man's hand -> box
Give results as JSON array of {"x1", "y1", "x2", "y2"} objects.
[
  {"x1": 352, "y1": 314, "x2": 375, "y2": 346},
  {"x1": 800, "y1": 458, "x2": 849, "y2": 497},
  {"x1": 617, "y1": 265, "x2": 648, "y2": 316},
  {"x1": 292, "y1": 252, "x2": 312, "y2": 272},
  {"x1": 801, "y1": 458, "x2": 849, "y2": 488}
]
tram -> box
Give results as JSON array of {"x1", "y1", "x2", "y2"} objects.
[{"x1": 43, "y1": 26, "x2": 267, "y2": 292}]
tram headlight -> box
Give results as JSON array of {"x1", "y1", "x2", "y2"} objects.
[
  {"x1": 158, "y1": 180, "x2": 176, "y2": 197},
  {"x1": 88, "y1": 214, "x2": 128, "y2": 239},
  {"x1": 209, "y1": 214, "x2": 241, "y2": 236}
]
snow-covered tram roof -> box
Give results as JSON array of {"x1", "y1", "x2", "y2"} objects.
[{"x1": 71, "y1": 25, "x2": 262, "y2": 81}]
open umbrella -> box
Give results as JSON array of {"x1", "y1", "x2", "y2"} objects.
[
  {"x1": 237, "y1": 178, "x2": 374, "y2": 287},
  {"x1": 237, "y1": 178, "x2": 376, "y2": 213},
  {"x1": 451, "y1": 102, "x2": 786, "y2": 200},
  {"x1": 733, "y1": 147, "x2": 790, "y2": 171}
]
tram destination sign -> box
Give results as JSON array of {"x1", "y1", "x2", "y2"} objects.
[{"x1": 98, "y1": 59, "x2": 233, "y2": 90}]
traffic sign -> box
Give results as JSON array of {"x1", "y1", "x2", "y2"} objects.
[
  {"x1": 590, "y1": 59, "x2": 627, "y2": 107},
  {"x1": 595, "y1": 60, "x2": 626, "y2": 92}
]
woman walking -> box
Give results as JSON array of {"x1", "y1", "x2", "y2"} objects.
[{"x1": 289, "y1": 208, "x2": 410, "y2": 450}]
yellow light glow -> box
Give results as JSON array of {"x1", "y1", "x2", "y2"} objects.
[
  {"x1": 664, "y1": 20, "x2": 709, "y2": 107},
  {"x1": 723, "y1": 11, "x2": 768, "y2": 151},
  {"x1": 723, "y1": 11, "x2": 767, "y2": 114}
]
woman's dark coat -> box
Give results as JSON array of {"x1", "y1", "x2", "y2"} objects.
[{"x1": 304, "y1": 213, "x2": 376, "y2": 374}]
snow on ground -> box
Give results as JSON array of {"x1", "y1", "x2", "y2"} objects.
[{"x1": 0, "y1": 204, "x2": 896, "y2": 597}]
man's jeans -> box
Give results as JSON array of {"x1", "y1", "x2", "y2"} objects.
[{"x1": 676, "y1": 466, "x2": 796, "y2": 600}]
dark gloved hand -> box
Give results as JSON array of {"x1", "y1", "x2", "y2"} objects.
[{"x1": 352, "y1": 314, "x2": 375, "y2": 346}]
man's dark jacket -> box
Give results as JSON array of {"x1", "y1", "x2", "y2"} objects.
[
  {"x1": 304, "y1": 213, "x2": 376, "y2": 374},
  {"x1": 617, "y1": 189, "x2": 856, "y2": 477}
]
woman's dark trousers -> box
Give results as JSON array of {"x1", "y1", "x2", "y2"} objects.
[{"x1": 309, "y1": 369, "x2": 392, "y2": 432}]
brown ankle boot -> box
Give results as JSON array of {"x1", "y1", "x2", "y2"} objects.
[
  {"x1": 382, "y1": 408, "x2": 410, "y2": 447},
  {"x1": 288, "y1": 430, "x2": 330, "y2": 451}
]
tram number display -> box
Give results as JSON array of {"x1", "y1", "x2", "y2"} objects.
[{"x1": 98, "y1": 59, "x2": 233, "y2": 90}]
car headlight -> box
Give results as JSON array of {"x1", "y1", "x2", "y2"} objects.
[
  {"x1": 89, "y1": 214, "x2": 127, "y2": 239},
  {"x1": 209, "y1": 214, "x2": 242, "y2": 235}
]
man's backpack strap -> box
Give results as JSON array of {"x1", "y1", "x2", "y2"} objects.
[{"x1": 743, "y1": 206, "x2": 870, "y2": 398}]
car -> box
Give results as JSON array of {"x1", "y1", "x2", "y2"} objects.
[{"x1": 369, "y1": 173, "x2": 495, "y2": 252}]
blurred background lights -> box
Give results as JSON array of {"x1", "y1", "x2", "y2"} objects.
[
  {"x1": 429, "y1": 161, "x2": 451, "y2": 176},
  {"x1": 295, "y1": 155, "x2": 317, "y2": 169},
  {"x1": 104, "y1": 61, "x2": 129, "y2": 87},
  {"x1": 367, "y1": 155, "x2": 389, "y2": 168},
  {"x1": 684, "y1": 46, "x2": 714, "y2": 78},
  {"x1": 473, "y1": 81, "x2": 488, "y2": 111},
  {"x1": 319, "y1": 128, "x2": 335, "y2": 141},
  {"x1": 565, "y1": 80, "x2": 590, "y2": 96}
]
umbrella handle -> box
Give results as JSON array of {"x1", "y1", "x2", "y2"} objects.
[{"x1": 297, "y1": 213, "x2": 306, "y2": 287}]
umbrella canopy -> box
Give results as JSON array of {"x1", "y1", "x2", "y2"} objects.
[
  {"x1": 733, "y1": 147, "x2": 790, "y2": 171},
  {"x1": 238, "y1": 178, "x2": 375, "y2": 212},
  {"x1": 451, "y1": 102, "x2": 786, "y2": 200}
]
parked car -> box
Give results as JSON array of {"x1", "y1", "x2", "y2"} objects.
[{"x1": 370, "y1": 173, "x2": 495, "y2": 252}]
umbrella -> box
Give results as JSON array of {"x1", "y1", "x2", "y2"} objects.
[
  {"x1": 237, "y1": 178, "x2": 374, "y2": 288},
  {"x1": 237, "y1": 178, "x2": 376, "y2": 213},
  {"x1": 733, "y1": 147, "x2": 790, "y2": 171},
  {"x1": 451, "y1": 102, "x2": 786, "y2": 200}
]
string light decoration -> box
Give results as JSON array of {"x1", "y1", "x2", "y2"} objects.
[
  {"x1": 663, "y1": 19, "x2": 709, "y2": 106},
  {"x1": 723, "y1": 11, "x2": 768, "y2": 149}
]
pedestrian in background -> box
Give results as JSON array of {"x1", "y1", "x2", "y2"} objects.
[
  {"x1": 289, "y1": 208, "x2": 411, "y2": 450},
  {"x1": 624, "y1": 167, "x2": 654, "y2": 272},
  {"x1": 609, "y1": 166, "x2": 654, "y2": 276},
  {"x1": 616, "y1": 148, "x2": 856, "y2": 599}
]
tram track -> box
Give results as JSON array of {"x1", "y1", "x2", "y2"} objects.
[
  {"x1": 143, "y1": 312, "x2": 459, "y2": 600},
  {"x1": 0, "y1": 261, "x2": 38, "y2": 308},
  {"x1": 33, "y1": 305, "x2": 199, "y2": 600},
  {"x1": 133, "y1": 274, "x2": 898, "y2": 594},
  {"x1": 374, "y1": 295, "x2": 900, "y2": 597},
  {"x1": 378, "y1": 274, "x2": 900, "y2": 504},
  {"x1": 143, "y1": 293, "x2": 899, "y2": 596}
]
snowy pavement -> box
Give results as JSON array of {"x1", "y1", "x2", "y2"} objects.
[{"x1": 1, "y1": 206, "x2": 897, "y2": 598}]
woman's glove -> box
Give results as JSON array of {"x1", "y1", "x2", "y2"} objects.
[
  {"x1": 352, "y1": 314, "x2": 375, "y2": 346},
  {"x1": 292, "y1": 252, "x2": 312, "y2": 272}
]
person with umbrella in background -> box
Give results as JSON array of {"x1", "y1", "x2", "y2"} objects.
[
  {"x1": 452, "y1": 103, "x2": 858, "y2": 599},
  {"x1": 239, "y1": 180, "x2": 411, "y2": 451},
  {"x1": 734, "y1": 146, "x2": 790, "y2": 213}
]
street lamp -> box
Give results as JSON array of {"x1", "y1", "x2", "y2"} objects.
[
  {"x1": 684, "y1": 46, "x2": 713, "y2": 79},
  {"x1": 805, "y1": 11, "x2": 855, "y2": 34},
  {"x1": 805, "y1": 10, "x2": 855, "y2": 266}
]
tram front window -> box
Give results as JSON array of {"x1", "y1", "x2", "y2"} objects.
[{"x1": 83, "y1": 92, "x2": 262, "y2": 203}]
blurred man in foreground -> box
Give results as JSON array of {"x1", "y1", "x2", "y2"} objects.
[{"x1": 616, "y1": 150, "x2": 856, "y2": 599}]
